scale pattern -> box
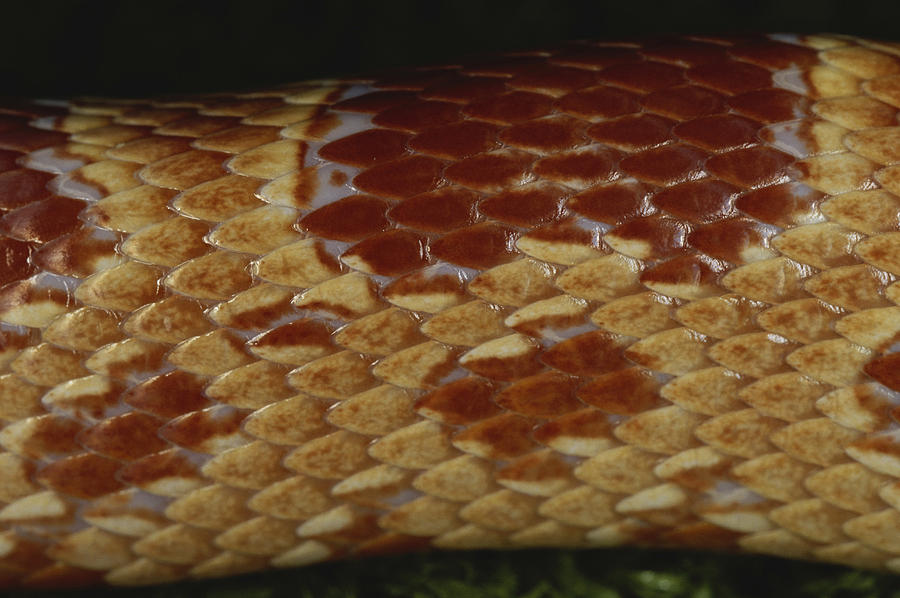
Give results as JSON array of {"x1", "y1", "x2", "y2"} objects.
[{"x1": 1, "y1": 33, "x2": 900, "y2": 588}]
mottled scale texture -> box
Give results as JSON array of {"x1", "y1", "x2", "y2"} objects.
[{"x1": 1, "y1": 33, "x2": 900, "y2": 588}]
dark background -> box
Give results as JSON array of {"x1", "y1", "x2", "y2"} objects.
[{"x1": 2, "y1": 0, "x2": 899, "y2": 98}]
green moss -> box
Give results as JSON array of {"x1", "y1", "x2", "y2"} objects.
[{"x1": 9, "y1": 548, "x2": 900, "y2": 598}]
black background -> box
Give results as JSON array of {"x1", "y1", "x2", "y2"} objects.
[{"x1": 2, "y1": 0, "x2": 899, "y2": 99}]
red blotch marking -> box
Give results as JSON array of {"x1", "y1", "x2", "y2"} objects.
[
  {"x1": 688, "y1": 217, "x2": 774, "y2": 264},
  {"x1": 342, "y1": 229, "x2": 429, "y2": 277},
  {"x1": 410, "y1": 121, "x2": 500, "y2": 159},
  {"x1": 299, "y1": 195, "x2": 390, "y2": 241},
  {"x1": 494, "y1": 371, "x2": 582, "y2": 418},
  {"x1": 431, "y1": 222, "x2": 518, "y2": 270},
  {"x1": 415, "y1": 377, "x2": 501, "y2": 425},
  {"x1": 123, "y1": 370, "x2": 212, "y2": 419},
  {"x1": 479, "y1": 182, "x2": 566, "y2": 227},
  {"x1": 36, "y1": 453, "x2": 124, "y2": 499},
  {"x1": 598, "y1": 61, "x2": 686, "y2": 93},
  {"x1": 463, "y1": 91, "x2": 554, "y2": 124},
  {"x1": 78, "y1": 412, "x2": 168, "y2": 461},
  {"x1": 389, "y1": 187, "x2": 480, "y2": 232},
  {"x1": 318, "y1": 129, "x2": 410, "y2": 168},
  {"x1": 541, "y1": 331, "x2": 630, "y2": 376},
  {"x1": 652, "y1": 179, "x2": 740, "y2": 223},
  {"x1": 578, "y1": 367, "x2": 665, "y2": 415},
  {"x1": 353, "y1": 155, "x2": 444, "y2": 199},
  {"x1": 642, "y1": 85, "x2": 727, "y2": 120},
  {"x1": 588, "y1": 114, "x2": 676, "y2": 152},
  {"x1": 674, "y1": 114, "x2": 761, "y2": 151},
  {"x1": 688, "y1": 61, "x2": 773, "y2": 94},
  {"x1": 706, "y1": 145, "x2": 793, "y2": 188},
  {"x1": 373, "y1": 100, "x2": 461, "y2": 132},
  {"x1": 568, "y1": 181, "x2": 655, "y2": 225}
]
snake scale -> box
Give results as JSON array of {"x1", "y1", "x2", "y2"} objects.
[{"x1": 1, "y1": 33, "x2": 899, "y2": 589}]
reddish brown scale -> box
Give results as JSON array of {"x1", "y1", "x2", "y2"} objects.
[
  {"x1": 589, "y1": 114, "x2": 675, "y2": 152},
  {"x1": 0, "y1": 169, "x2": 54, "y2": 211},
  {"x1": 555, "y1": 86, "x2": 641, "y2": 120},
  {"x1": 463, "y1": 346, "x2": 544, "y2": 382},
  {"x1": 248, "y1": 319, "x2": 335, "y2": 352},
  {"x1": 342, "y1": 229, "x2": 429, "y2": 277},
  {"x1": 541, "y1": 331, "x2": 631, "y2": 377},
  {"x1": 415, "y1": 377, "x2": 501, "y2": 425},
  {"x1": 641, "y1": 253, "x2": 727, "y2": 290},
  {"x1": 78, "y1": 412, "x2": 168, "y2": 461},
  {"x1": 499, "y1": 115, "x2": 588, "y2": 154},
  {"x1": 641, "y1": 85, "x2": 727, "y2": 120},
  {"x1": 687, "y1": 61, "x2": 773, "y2": 94},
  {"x1": 317, "y1": 129, "x2": 410, "y2": 167},
  {"x1": 444, "y1": 149, "x2": 534, "y2": 193},
  {"x1": 735, "y1": 182, "x2": 825, "y2": 228},
  {"x1": 865, "y1": 354, "x2": 900, "y2": 392},
  {"x1": 688, "y1": 218, "x2": 774, "y2": 264},
  {"x1": 0, "y1": 237, "x2": 34, "y2": 286},
  {"x1": 652, "y1": 179, "x2": 739, "y2": 223},
  {"x1": 524, "y1": 217, "x2": 603, "y2": 250},
  {"x1": 619, "y1": 143, "x2": 707, "y2": 186},
  {"x1": 160, "y1": 408, "x2": 248, "y2": 453},
  {"x1": 463, "y1": 91, "x2": 554, "y2": 124},
  {"x1": 409, "y1": 121, "x2": 500, "y2": 160},
  {"x1": 728, "y1": 89, "x2": 811, "y2": 123},
  {"x1": 674, "y1": 115, "x2": 761, "y2": 151},
  {"x1": 609, "y1": 215, "x2": 689, "y2": 259},
  {"x1": 353, "y1": 155, "x2": 444, "y2": 199},
  {"x1": 383, "y1": 269, "x2": 468, "y2": 304},
  {"x1": 706, "y1": 146, "x2": 794, "y2": 189},
  {"x1": 578, "y1": 367, "x2": 666, "y2": 415},
  {"x1": 16, "y1": 415, "x2": 84, "y2": 460},
  {"x1": 299, "y1": 195, "x2": 391, "y2": 241},
  {"x1": 0, "y1": 127, "x2": 67, "y2": 152},
  {"x1": 533, "y1": 146, "x2": 620, "y2": 187},
  {"x1": 478, "y1": 182, "x2": 567, "y2": 227},
  {"x1": 122, "y1": 370, "x2": 212, "y2": 419},
  {"x1": 0, "y1": 149, "x2": 22, "y2": 172},
  {"x1": 332, "y1": 90, "x2": 418, "y2": 113},
  {"x1": 388, "y1": 187, "x2": 480, "y2": 232},
  {"x1": 494, "y1": 372, "x2": 582, "y2": 418},
  {"x1": 420, "y1": 76, "x2": 508, "y2": 103},
  {"x1": 452, "y1": 413, "x2": 538, "y2": 459},
  {"x1": 373, "y1": 100, "x2": 461, "y2": 132},
  {"x1": 431, "y1": 223, "x2": 518, "y2": 270},
  {"x1": 507, "y1": 65, "x2": 600, "y2": 96},
  {"x1": 640, "y1": 40, "x2": 730, "y2": 66},
  {"x1": 598, "y1": 61, "x2": 686, "y2": 92},
  {"x1": 117, "y1": 449, "x2": 203, "y2": 490},
  {"x1": 532, "y1": 408, "x2": 612, "y2": 447},
  {"x1": 220, "y1": 292, "x2": 298, "y2": 331},
  {"x1": 568, "y1": 181, "x2": 655, "y2": 225},
  {"x1": 1, "y1": 197, "x2": 86, "y2": 244},
  {"x1": 35, "y1": 454, "x2": 125, "y2": 499}
]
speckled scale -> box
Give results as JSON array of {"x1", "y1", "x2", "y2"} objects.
[{"x1": 1, "y1": 34, "x2": 900, "y2": 588}]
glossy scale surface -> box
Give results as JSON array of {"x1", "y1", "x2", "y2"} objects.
[{"x1": 1, "y1": 33, "x2": 900, "y2": 588}]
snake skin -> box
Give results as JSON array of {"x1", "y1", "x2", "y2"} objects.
[{"x1": 1, "y1": 33, "x2": 900, "y2": 588}]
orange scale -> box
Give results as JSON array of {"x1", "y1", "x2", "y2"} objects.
[
  {"x1": 409, "y1": 121, "x2": 500, "y2": 160},
  {"x1": 122, "y1": 370, "x2": 212, "y2": 419},
  {"x1": 641, "y1": 85, "x2": 727, "y2": 120},
  {"x1": 728, "y1": 89, "x2": 811, "y2": 124},
  {"x1": 35, "y1": 453, "x2": 125, "y2": 499},
  {"x1": 541, "y1": 330, "x2": 631, "y2": 377},
  {"x1": 479, "y1": 182, "x2": 567, "y2": 227},
  {"x1": 332, "y1": 90, "x2": 418, "y2": 113},
  {"x1": 568, "y1": 181, "x2": 655, "y2": 225},
  {"x1": 78, "y1": 411, "x2": 168, "y2": 461},
  {"x1": 688, "y1": 61, "x2": 773, "y2": 95},
  {"x1": 341, "y1": 229, "x2": 429, "y2": 277},
  {"x1": 298, "y1": 195, "x2": 391, "y2": 242},
  {"x1": 372, "y1": 100, "x2": 462, "y2": 132},
  {"x1": 587, "y1": 113, "x2": 676, "y2": 152},
  {"x1": 598, "y1": 61, "x2": 686, "y2": 93},
  {"x1": 317, "y1": 129, "x2": 411, "y2": 168},
  {"x1": 735, "y1": 182, "x2": 825, "y2": 228},
  {"x1": 0, "y1": 169, "x2": 54, "y2": 210},
  {"x1": 652, "y1": 179, "x2": 740, "y2": 223},
  {"x1": 463, "y1": 91, "x2": 554, "y2": 125},
  {"x1": 444, "y1": 149, "x2": 534, "y2": 193},
  {"x1": 0, "y1": 196, "x2": 85, "y2": 243},
  {"x1": 431, "y1": 223, "x2": 519, "y2": 270},
  {"x1": 555, "y1": 85, "x2": 641, "y2": 120},
  {"x1": 619, "y1": 143, "x2": 707, "y2": 186},
  {"x1": 352, "y1": 155, "x2": 445, "y2": 200},
  {"x1": 706, "y1": 145, "x2": 794, "y2": 189},
  {"x1": 688, "y1": 218, "x2": 775, "y2": 264},
  {"x1": 674, "y1": 114, "x2": 761, "y2": 151},
  {"x1": 388, "y1": 187, "x2": 480, "y2": 232}
]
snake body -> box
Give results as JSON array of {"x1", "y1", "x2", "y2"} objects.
[{"x1": 1, "y1": 33, "x2": 900, "y2": 588}]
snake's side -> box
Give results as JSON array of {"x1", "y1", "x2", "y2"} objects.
[{"x1": 1, "y1": 33, "x2": 899, "y2": 588}]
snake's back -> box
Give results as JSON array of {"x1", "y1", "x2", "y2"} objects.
[{"x1": 1, "y1": 33, "x2": 900, "y2": 588}]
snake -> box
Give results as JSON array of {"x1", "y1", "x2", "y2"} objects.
[{"x1": 0, "y1": 32, "x2": 899, "y2": 589}]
